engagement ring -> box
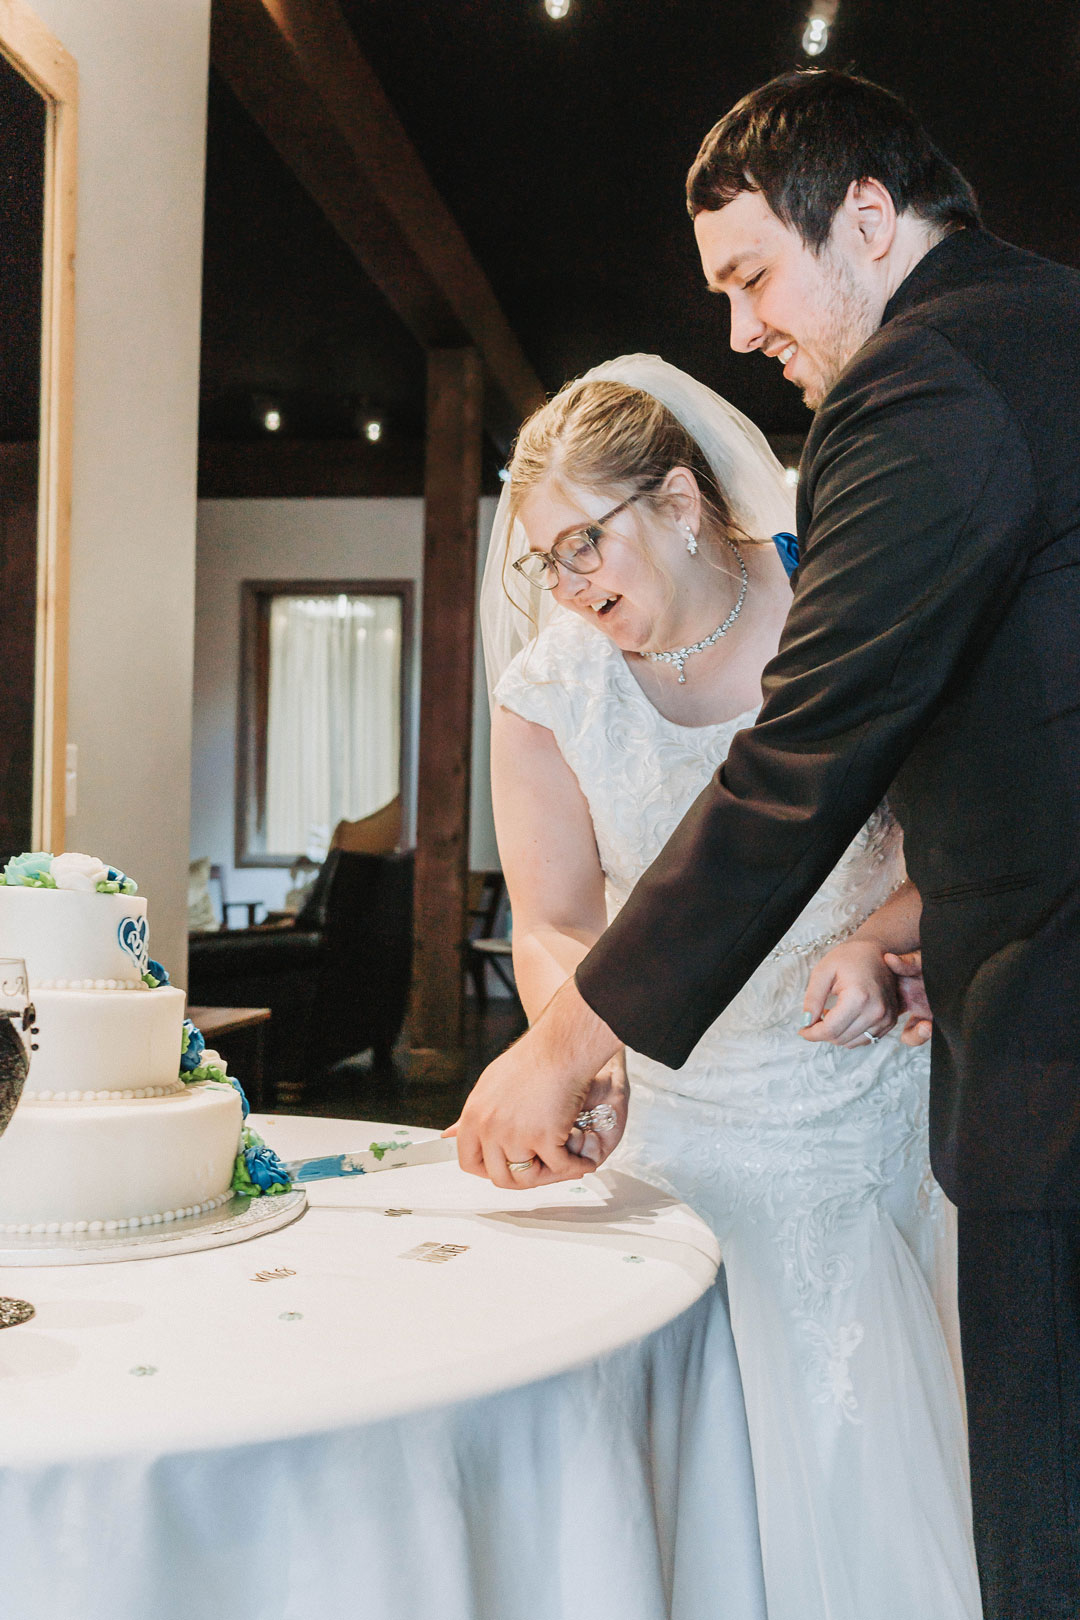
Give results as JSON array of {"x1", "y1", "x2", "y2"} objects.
[{"x1": 573, "y1": 1104, "x2": 618, "y2": 1133}]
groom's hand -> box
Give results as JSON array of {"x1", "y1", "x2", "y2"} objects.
[
  {"x1": 449, "y1": 978, "x2": 623, "y2": 1188},
  {"x1": 883, "y1": 950, "x2": 933, "y2": 1046}
]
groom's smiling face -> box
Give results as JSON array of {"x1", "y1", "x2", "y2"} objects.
[{"x1": 694, "y1": 190, "x2": 878, "y2": 411}]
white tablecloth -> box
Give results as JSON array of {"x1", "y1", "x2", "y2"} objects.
[{"x1": 0, "y1": 1115, "x2": 766, "y2": 1620}]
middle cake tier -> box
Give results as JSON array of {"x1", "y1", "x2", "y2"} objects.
[
  {"x1": 25, "y1": 986, "x2": 188, "y2": 1097},
  {"x1": 0, "y1": 1082, "x2": 245, "y2": 1228}
]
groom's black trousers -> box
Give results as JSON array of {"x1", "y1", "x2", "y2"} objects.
[{"x1": 959, "y1": 1211, "x2": 1080, "y2": 1620}]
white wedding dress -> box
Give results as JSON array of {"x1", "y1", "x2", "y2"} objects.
[{"x1": 496, "y1": 610, "x2": 982, "y2": 1620}]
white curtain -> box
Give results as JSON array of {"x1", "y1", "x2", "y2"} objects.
[{"x1": 264, "y1": 594, "x2": 401, "y2": 856}]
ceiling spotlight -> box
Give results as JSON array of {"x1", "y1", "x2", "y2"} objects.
[
  {"x1": 363, "y1": 418, "x2": 383, "y2": 443},
  {"x1": 802, "y1": 16, "x2": 828, "y2": 54},
  {"x1": 801, "y1": 2, "x2": 837, "y2": 56},
  {"x1": 262, "y1": 408, "x2": 282, "y2": 433},
  {"x1": 544, "y1": 0, "x2": 571, "y2": 17}
]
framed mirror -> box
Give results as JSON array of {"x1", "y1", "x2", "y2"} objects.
[
  {"x1": 0, "y1": 0, "x2": 76, "y2": 858},
  {"x1": 237, "y1": 579, "x2": 415, "y2": 867}
]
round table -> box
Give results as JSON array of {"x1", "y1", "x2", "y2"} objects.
[{"x1": 0, "y1": 1115, "x2": 766, "y2": 1620}]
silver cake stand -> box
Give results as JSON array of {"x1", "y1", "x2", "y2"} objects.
[{"x1": 0, "y1": 1187, "x2": 307, "y2": 1267}]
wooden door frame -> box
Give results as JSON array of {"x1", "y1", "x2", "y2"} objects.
[{"x1": 0, "y1": 0, "x2": 78, "y2": 850}]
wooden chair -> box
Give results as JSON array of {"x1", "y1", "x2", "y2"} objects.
[
  {"x1": 209, "y1": 863, "x2": 263, "y2": 930},
  {"x1": 466, "y1": 870, "x2": 517, "y2": 1006},
  {"x1": 330, "y1": 795, "x2": 402, "y2": 856}
]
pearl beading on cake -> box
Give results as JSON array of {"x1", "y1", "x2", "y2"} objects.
[
  {"x1": 0, "y1": 1189, "x2": 233, "y2": 1236},
  {"x1": 27, "y1": 1080, "x2": 186, "y2": 1102},
  {"x1": 31, "y1": 978, "x2": 148, "y2": 991}
]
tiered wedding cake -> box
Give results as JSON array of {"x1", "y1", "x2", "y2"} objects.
[{"x1": 0, "y1": 853, "x2": 279, "y2": 1235}]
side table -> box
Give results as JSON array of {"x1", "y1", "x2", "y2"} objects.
[{"x1": 187, "y1": 1005, "x2": 271, "y2": 1109}]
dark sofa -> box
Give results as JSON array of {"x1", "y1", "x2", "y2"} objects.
[{"x1": 187, "y1": 848, "x2": 414, "y2": 1107}]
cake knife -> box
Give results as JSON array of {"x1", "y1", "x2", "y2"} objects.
[
  {"x1": 284, "y1": 1105, "x2": 619, "y2": 1184},
  {"x1": 285, "y1": 1138, "x2": 457, "y2": 1183}
]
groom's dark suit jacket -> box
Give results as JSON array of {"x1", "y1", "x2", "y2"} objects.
[{"x1": 576, "y1": 227, "x2": 1080, "y2": 1210}]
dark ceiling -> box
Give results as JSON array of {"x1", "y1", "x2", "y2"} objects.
[{"x1": 199, "y1": 0, "x2": 1080, "y2": 466}]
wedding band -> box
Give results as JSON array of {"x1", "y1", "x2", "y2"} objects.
[
  {"x1": 862, "y1": 1031, "x2": 880, "y2": 1045},
  {"x1": 507, "y1": 1158, "x2": 537, "y2": 1175}
]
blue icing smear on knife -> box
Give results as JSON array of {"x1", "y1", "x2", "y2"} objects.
[
  {"x1": 291, "y1": 1154, "x2": 367, "y2": 1182},
  {"x1": 287, "y1": 1142, "x2": 419, "y2": 1183}
]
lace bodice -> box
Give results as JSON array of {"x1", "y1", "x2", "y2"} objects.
[{"x1": 495, "y1": 611, "x2": 904, "y2": 1083}]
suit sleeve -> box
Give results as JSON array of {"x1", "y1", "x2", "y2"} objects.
[{"x1": 575, "y1": 322, "x2": 1039, "y2": 1066}]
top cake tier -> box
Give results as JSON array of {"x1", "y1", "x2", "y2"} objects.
[{"x1": 0, "y1": 888, "x2": 151, "y2": 987}]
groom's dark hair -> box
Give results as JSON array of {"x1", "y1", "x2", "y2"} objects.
[{"x1": 687, "y1": 69, "x2": 980, "y2": 250}]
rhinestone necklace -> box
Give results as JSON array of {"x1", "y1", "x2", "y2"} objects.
[{"x1": 642, "y1": 540, "x2": 748, "y2": 684}]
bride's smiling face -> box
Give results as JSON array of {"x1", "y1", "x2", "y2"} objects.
[{"x1": 516, "y1": 476, "x2": 696, "y2": 654}]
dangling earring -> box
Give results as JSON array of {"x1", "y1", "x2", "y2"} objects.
[{"x1": 681, "y1": 521, "x2": 699, "y2": 557}]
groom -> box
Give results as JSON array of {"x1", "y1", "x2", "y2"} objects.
[{"x1": 456, "y1": 69, "x2": 1080, "y2": 1618}]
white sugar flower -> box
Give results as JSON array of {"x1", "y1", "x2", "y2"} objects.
[{"x1": 51, "y1": 852, "x2": 110, "y2": 892}]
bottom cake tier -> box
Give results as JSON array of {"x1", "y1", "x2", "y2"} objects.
[{"x1": 0, "y1": 1082, "x2": 244, "y2": 1231}]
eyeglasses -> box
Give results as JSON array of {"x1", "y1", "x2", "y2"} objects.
[{"x1": 511, "y1": 484, "x2": 657, "y2": 590}]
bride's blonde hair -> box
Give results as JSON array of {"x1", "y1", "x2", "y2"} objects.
[{"x1": 506, "y1": 378, "x2": 750, "y2": 560}]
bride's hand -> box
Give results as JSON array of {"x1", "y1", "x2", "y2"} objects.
[
  {"x1": 444, "y1": 1049, "x2": 629, "y2": 1170},
  {"x1": 800, "y1": 939, "x2": 901, "y2": 1049},
  {"x1": 883, "y1": 950, "x2": 933, "y2": 1047},
  {"x1": 444, "y1": 980, "x2": 626, "y2": 1186}
]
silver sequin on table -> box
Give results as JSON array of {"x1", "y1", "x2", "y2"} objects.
[{"x1": 0, "y1": 1297, "x2": 34, "y2": 1328}]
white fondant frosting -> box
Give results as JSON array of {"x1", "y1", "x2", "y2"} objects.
[
  {"x1": 1, "y1": 1190, "x2": 234, "y2": 1235},
  {"x1": 22, "y1": 986, "x2": 186, "y2": 1097},
  {"x1": 0, "y1": 887, "x2": 150, "y2": 985},
  {"x1": 0, "y1": 874, "x2": 255, "y2": 1230},
  {"x1": 0, "y1": 1084, "x2": 243, "y2": 1226}
]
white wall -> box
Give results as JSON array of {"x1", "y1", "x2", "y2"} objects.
[
  {"x1": 35, "y1": 0, "x2": 211, "y2": 982},
  {"x1": 192, "y1": 497, "x2": 499, "y2": 916}
]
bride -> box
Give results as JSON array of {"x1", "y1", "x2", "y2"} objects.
[{"x1": 477, "y1": 355, "x2": 980, "y2": 1620}]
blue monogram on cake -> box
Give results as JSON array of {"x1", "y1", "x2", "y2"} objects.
[{"x1": 117, "y1": 915, "x2": 150, "y2": 974}]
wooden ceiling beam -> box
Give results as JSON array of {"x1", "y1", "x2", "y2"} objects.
[
  {"x1": 210, "y1": 0, "x2": 545, "y2": 449},
  {"x1": 198, "y1": 436, "x2": 425, "y2": 498}
]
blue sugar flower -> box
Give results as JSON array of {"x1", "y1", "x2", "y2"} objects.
[
  {"x1": 179, "y1": 1019, "x2": 206, "y2": 1074},
  {"x1": 3, "y1": 852, "x2": 57, "y2": 888},
  {"x1": 231, "y1": 1126, "x2": 291, "y2": 1196},
  {"x1": 228, "y1": 1075, "x2": 251, "y2": 1119},
  {"x1": 142, "y1": 959, "x2": 170, "y2": 989},
  {"x1": 245, "y1": 1142, "x2": 291, "y2": 1192}
]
